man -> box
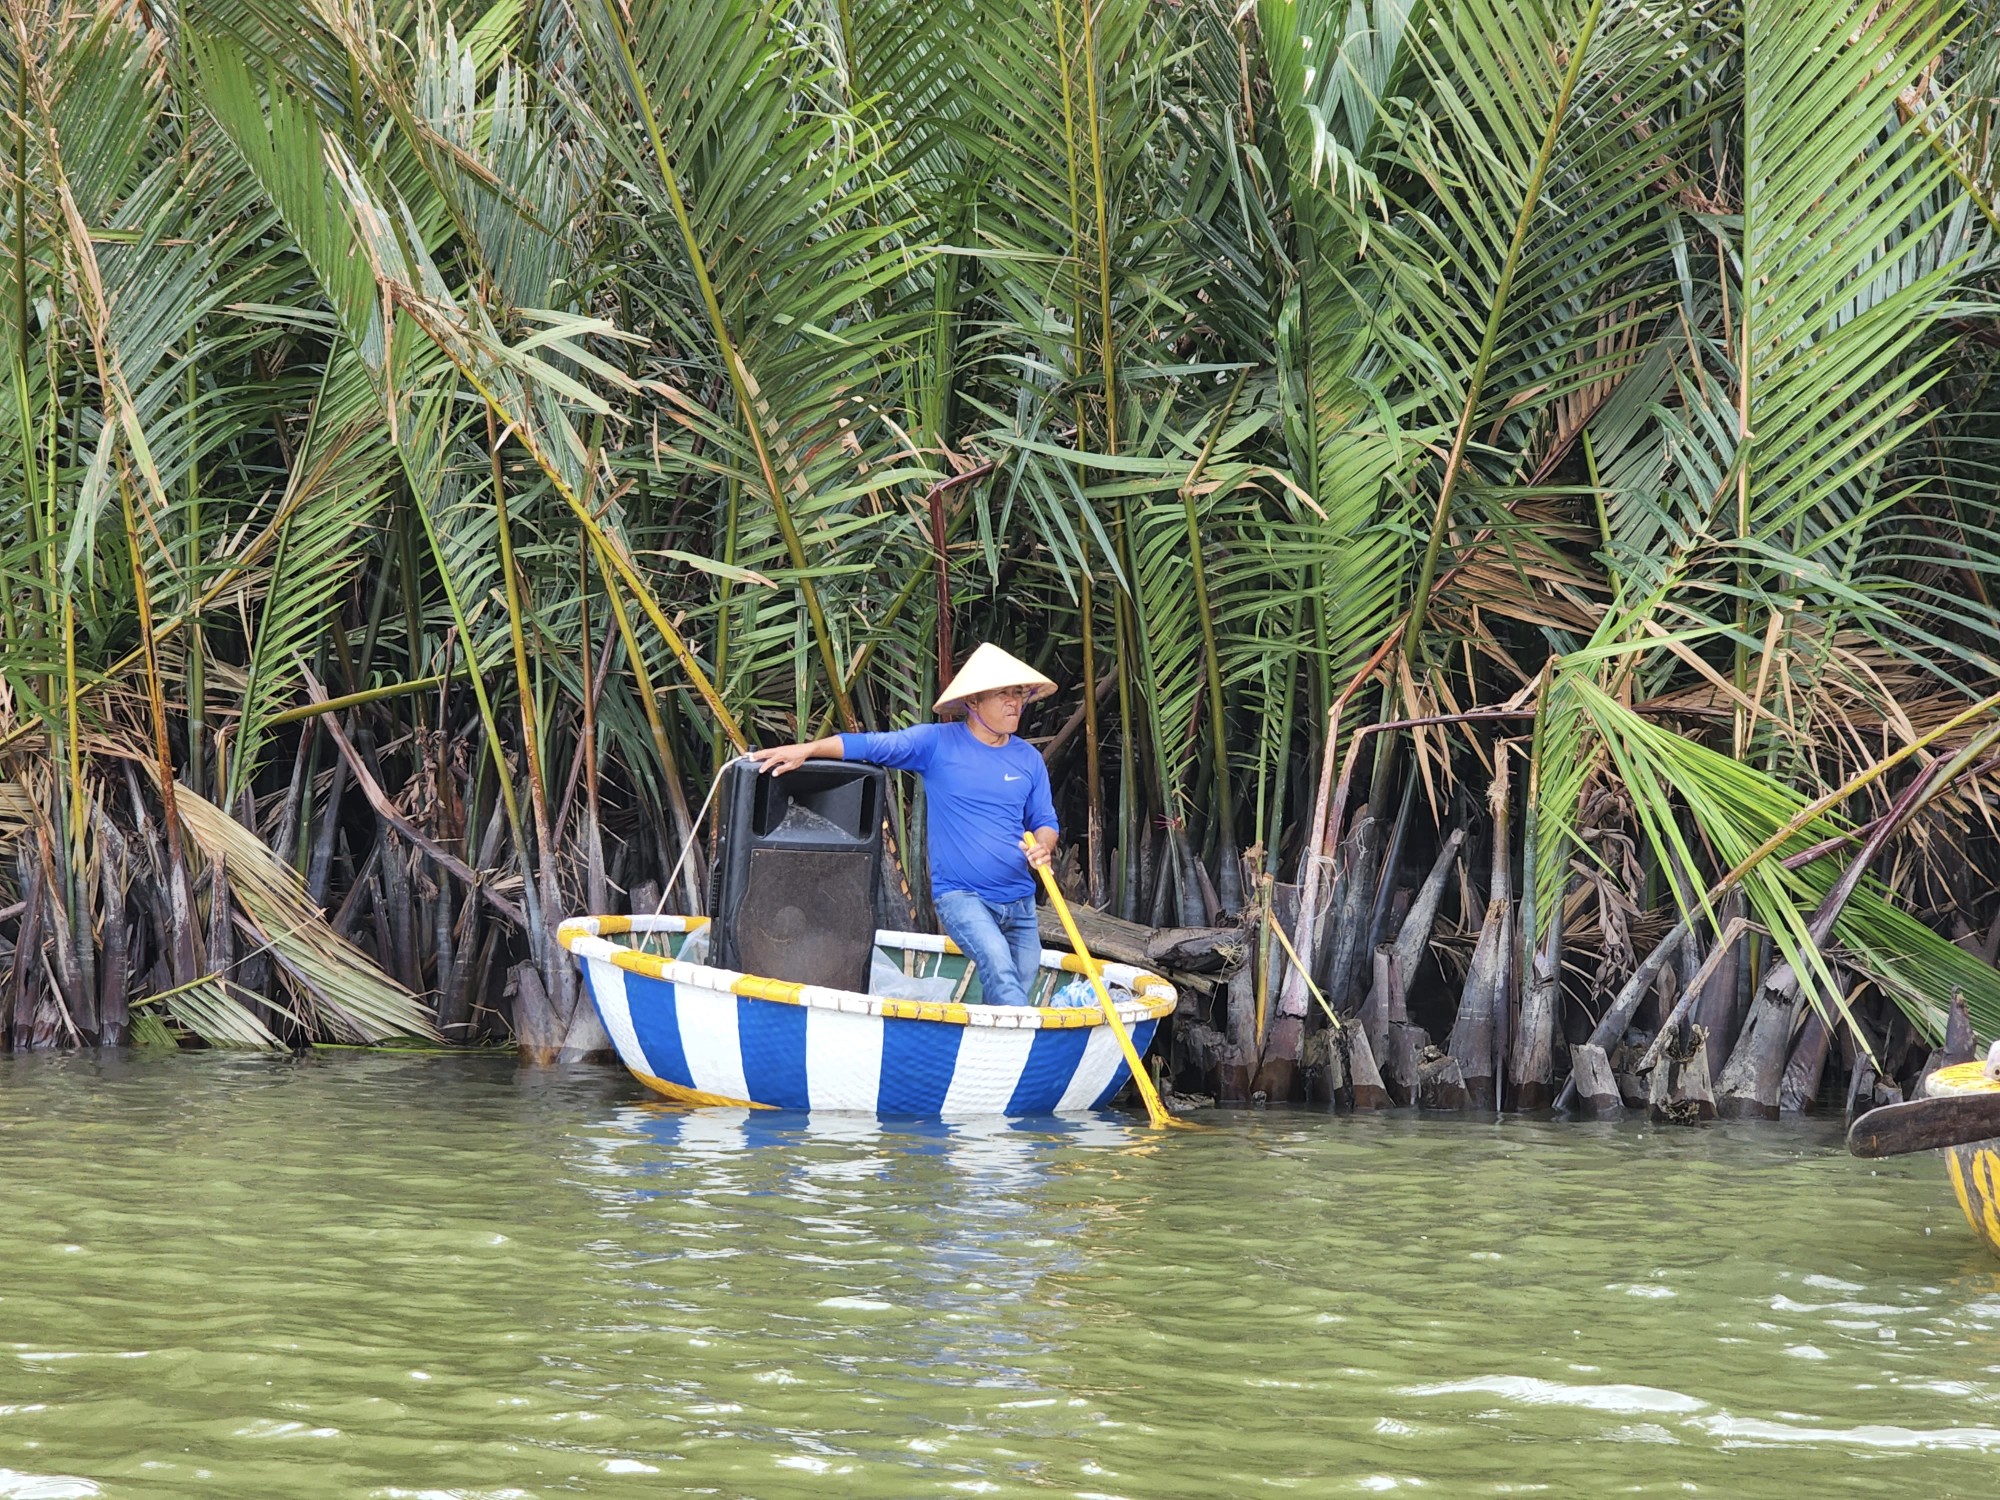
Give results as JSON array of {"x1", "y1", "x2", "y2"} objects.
[{"x1": 747, "y1": 643, "x2": 1059, "y2": 1006}]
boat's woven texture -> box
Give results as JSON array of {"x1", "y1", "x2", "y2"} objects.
[{"x1": 559, "y1": 915, "x2": 1168, "y2": 1115}]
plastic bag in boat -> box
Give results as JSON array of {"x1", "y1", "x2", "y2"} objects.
[
  {"x1": 1048, "y1": 975, "x2": 1132, "y2": 1009},
  {"x1": 868, "y1": 949, "x2": 962, "y2": 1002}
]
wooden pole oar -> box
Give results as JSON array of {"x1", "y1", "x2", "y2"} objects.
[
  {"x1": 1847, "y1": 1093, "x2": 2000, "y2": 1158},
  {"x1": 1024, "y1": 832, "x2": 1176, "y2": 1129}
]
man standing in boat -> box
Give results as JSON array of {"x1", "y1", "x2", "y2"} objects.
[{"x1": 746, "y1": 644, "x2": 1059, "y2": 1007}]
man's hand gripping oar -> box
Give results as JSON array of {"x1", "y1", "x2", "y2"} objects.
[{"x1": 1022, "y1": 832, "x2": 1192, "y2": 1130}]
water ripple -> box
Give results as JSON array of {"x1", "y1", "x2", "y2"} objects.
[{"x1": 2, "y1": 1053, "x2": 1998, "y2": 1497}]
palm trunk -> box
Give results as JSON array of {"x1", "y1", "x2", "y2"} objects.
[{"x1": 1512, "y1": 875, "x2": 1569, "y2": 1108}]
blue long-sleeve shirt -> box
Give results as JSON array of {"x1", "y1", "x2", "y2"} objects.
[{"x1": 838, "y1": 722, "x2": 1058, "y2": 903}]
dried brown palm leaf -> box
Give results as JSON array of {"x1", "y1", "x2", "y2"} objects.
[
  {"x1": 174, "y1": 784, "x2": 439, "y2": 1043},
  {"x1": 0, "y1": 779, "x2": 32, "y2": 855}
]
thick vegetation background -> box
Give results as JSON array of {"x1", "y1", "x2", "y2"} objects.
[{"x1": 4, "y1": 0, "x2": 1999, "y2": 1108}]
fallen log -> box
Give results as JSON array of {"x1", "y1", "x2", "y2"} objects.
[{"x1": 1036, "y1": 904, "x2": 1248, "y2": 979}]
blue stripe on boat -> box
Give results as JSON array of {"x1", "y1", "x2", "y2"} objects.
[
  {"x1": 1089, "y1": 1019, "x2": 1159, "y2": 1108},
  {"x1": 738, "y1": 996, "x2": 810, "y2": 1108},
  {"x1": 877, "y1": 1013, "x2": 963, "y2": 1114},
  {"x1": 625, "y1": 973, "x2": 695, "y2": 1091},
  {"x1": 1008, "y1": 1024, "x2": 1091, "y2": 1114}
]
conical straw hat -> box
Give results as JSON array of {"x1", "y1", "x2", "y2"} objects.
[{"x1": 933, "y1": 643, "x2": 1057, "y2": 716}]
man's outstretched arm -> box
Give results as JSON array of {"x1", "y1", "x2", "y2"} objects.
[{"x1": 744, "y1": 737, "x2": 845, "y2": 776}]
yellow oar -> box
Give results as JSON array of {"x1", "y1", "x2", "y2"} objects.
[{"x1": 1023, "y1": 832, "x2": 1175, "y2": 1129}]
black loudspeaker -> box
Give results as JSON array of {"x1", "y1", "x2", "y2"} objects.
[{"x1": 710, "y1": 758, "x2": 885, "y2": 993}]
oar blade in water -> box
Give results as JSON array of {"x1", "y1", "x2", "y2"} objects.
[{"x1": 1847, "y1": 1094, "x2": 2000, "y2": 1158}]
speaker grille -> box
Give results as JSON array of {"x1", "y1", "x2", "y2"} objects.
[{"x1": 733, "y1": 847, "x2": 878, "y2": 993}]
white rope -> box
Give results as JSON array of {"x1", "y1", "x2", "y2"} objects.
[{"x1": 651, "y1": 756, "x2": 745, "y2": 920}]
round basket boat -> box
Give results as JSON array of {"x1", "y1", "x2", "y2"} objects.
[
  {"x1": 1922, "y1": 1060, "x2": 2000, "y2": 1257},
  {"x1": 557, "y1": 914, "x2": 1177, "y2": 1116}
]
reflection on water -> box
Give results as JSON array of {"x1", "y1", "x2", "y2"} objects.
[{"x1": 1, "y1": 1052, "x2": 1999, "y2": 1498}]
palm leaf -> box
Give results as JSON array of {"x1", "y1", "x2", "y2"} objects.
[
  {"x1": 174, "y1": 783, "x2": 439, "y2": 1043},
  {"x1": 579, "y1": 0, "x2": 932, "y2": 729},
  {"x1": 131, "y1": 974, "x2": 294, "y2": 1050}
]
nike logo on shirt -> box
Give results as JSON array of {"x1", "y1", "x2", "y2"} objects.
[{"x1": 1003, "y1": 773, "x2": 1023, "y2": 781}]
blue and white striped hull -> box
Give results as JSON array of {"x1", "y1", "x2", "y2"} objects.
[{"x1": 558, "y1": 916, "x2": 1174, "y2": 1117}]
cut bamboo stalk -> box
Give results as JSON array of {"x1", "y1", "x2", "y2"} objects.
[
  {"x1": 1417, "y1": 1048, "x2": 1469, "y2": 1110},
  {"x1": 206, "y1": 862, "x2": 235, "y2": 1002},
  {"x1": 430, "y1": 874, "x2": 457, "y2": 1013},
  {"x1": 1679, "y1": 1033, "x2": 1717, "y2": 1119},
  {"x1": 1714, "y1": 960, "x2": 1807, "y2": 1118},
  {"x1": 1511, "y1": 882, "x2": 1565, "y2": 1109},
  {"x1": 1689, "y1": 889, "x2": 1746, "y2": 1062},
  {"x1": 1359, "y1": 943, "x2": 1394, "y2": 1064},
  {"x1": 91, "y1": 806, "x2": 128, "y2": 1046},
  {"x1": 1914, "y1": 990, "x2": 1976, "y2": 1097},
  {"x1": 1447, "y1": 899, "x2": 1507, "y2": 1110},
  {"x1": 1255, "y1": 874, "x2": 1308, "y2": 1101},
  {"x1": 1322, "y1": 814, "x2": 1381, "y2": 1016},
  {"x1": 1395, "y1": 830, "x2": 1466, "y2": 1010},
  {"x1": 1567, "y1": 1042, "x2": 1621, "y2": 1115},
  {"x1": 4, "y1": 854, "x2": 45, "y2": 1047},
  {"x1": 1637, "y1": 917, "x2": 1750, "y2": 1075},
  {"x1": 1448, "y1": 757, "x2": 1513, "y2": 1110},
  {"x1": 1648, "y1": 1025, "x2": 1716, "y2": 1124},
  {"x1": 1552, "y1": 916, "x2": 1691, "y2": 1110},
  {"x1": 379, "y1": 828, "x2": 419, "y2": 995},
  {"x1": 1779, "y1": 1002, "x2": 1835, "y2": 1113},
  {"x1": 1221, "y1": 963, "x2": 1256, "y2": 1104},
  {"x1": 512, "y1": 959, "x2": 563, "y2": 1065},
  {"x1": 1377, "y1": 943, "x2": 1423, "y2": 1103},
  {"x1": 1345, "y1": 1020, "x2": 1390, "y2": 1110}
]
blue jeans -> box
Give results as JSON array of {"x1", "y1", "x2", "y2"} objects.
[{"x1": 935, "y1": 890, "x2": 1042, "y2": 1007}]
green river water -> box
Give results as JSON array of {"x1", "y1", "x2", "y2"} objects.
[{"x1": 2, "y1": 1053, "x2": 1998, "y2": 1498}]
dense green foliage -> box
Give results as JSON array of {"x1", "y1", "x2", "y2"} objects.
[{"x1": 3, "y1": 0, "x2": 1999, "y2": 1081}]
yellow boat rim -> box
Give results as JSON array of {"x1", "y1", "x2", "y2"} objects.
[
  {"x1": 556, "y1": 913, "x2": 1178, "y2": 1030},
  {"x1": 1924, "y1": 1060, "x2": 2000, "y2": 1099}
]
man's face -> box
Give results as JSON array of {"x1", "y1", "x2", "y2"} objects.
[{"x1": 969, "y1": 685, "x2": 1032, "y2": 730}]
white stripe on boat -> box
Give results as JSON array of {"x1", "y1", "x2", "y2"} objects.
[
  {"x1": 1057, "y1": 1024, "x2": 1130, "y2": 1111},
  {"x1": 587, "y1": 957, "x2": 647, "y2": 1075},
  {"x1": 677, "y1": 984, "x2": 750, "y2": 1103},
  {"x1": 941, "y1": 1027, "x2": 1037, "y2": 1116},
  {"x1": 807, "y1": 1008, "x2": 884, "y2": 1112}
]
